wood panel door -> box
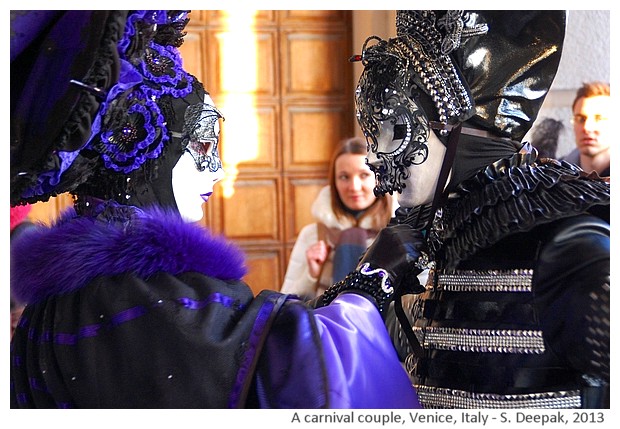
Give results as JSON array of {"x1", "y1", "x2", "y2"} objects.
[{"x1": 182, "y1": 10, "x2": 355, "y2": 295}]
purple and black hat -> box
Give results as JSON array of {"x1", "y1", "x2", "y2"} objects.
[{"x1": 10, "y1": 10, "x2": 203, "y2": 207}]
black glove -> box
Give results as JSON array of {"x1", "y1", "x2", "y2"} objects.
[
  {"x1": 314, "y1": 224, "x2": 426, "y2": 313},
  {"x1": 358, "y1": 223, "x2": 425, "y2": 286}
]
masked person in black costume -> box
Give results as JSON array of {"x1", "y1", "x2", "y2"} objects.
[
  {"x1": 10, "y1": 10, "x2": 423, "y2": 409},
  {"x1": 352, "y1": 10, "x2": 610, "y2": 408}
]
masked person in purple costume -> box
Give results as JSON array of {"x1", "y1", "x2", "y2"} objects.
[
  {"x1": 353, "y1": 11, "x2": 609, "y2": 408},
  {"x1": 10, "y1": 10, "x2": 422, "y2": 409}
]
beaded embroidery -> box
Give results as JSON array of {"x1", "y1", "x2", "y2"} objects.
[
  {"x1": 320, "y1": 263, "x2": 393, "y2": 312},
  {"x1": 411, "y1": 326, "x2": 545, "y2": 354},
  {"x1": 413, "y1": 385, "x2": 581, "y2": 409},
  {"x1": 434, "y1": 269, "x2": 533, "y2": 293},
  {"x1": 354, "y1": 11, "x2": 488, "y2": 136}
]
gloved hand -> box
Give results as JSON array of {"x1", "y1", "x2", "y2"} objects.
[
  {"x1": 357, "y1": 223, "x2": 425, "y2": 288},
  {"x1": 312, "y1": 223, "x2": 426, "y2": 314}
]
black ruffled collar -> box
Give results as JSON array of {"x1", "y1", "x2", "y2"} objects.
[{"x1": 430, "y1": 143, "x2": 610, "y2": 269}]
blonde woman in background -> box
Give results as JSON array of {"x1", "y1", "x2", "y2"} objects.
[{"x1": 281, "y1": 137, "x2": 397, "y2": 299}]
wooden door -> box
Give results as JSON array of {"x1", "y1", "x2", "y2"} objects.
[{"x1": 181, "y1": 10, "x2": 355, "y2": 295}]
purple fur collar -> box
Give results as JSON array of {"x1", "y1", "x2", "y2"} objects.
[{"x1": 11, "y1": 205, "x2": 247, "y2": 304}]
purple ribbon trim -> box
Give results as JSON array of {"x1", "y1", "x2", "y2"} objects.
[
  {"x1": 228, "y1": 297, "x2": 276, "y2": 408},
  {"x1": 29, "y1": 377, "x2": 50, "y2": 393},
  {"x1": 78, "y1": 324, "x2": 101, "y2": 338},
  {"x1": 55, "y1": 333, "x2": 78, "y2": 346},
  {"x1": 17, "y1": 315, "x2": 28, "y2": 328},
  {"x1": 52, "y1": 306, "x2": 147, "y2": 345},
  {"x1": 12, "y1": 355, "x2": 22, "y2": 367},
  {"x1": 13, "y1": 289, "x2": 246, "y2": 407},
  {"x1": 111, "y1": 306, "x2": 148, "y2": 326},
  {"x1": 19, "y1": 294, "x2": 243, "y2": 348},
  {"x1": 177, "y1": 293, "x2": 246, "y2": 311}
]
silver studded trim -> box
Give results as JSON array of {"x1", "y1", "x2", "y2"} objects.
[
  {"x1": 436, "y1": 269, "x2": 533, "y2": 292},
  {"x1": 413, "y1": 326, "x2": 545, "y2": 354},
  {"x1": 414, "y1": 385, "x2": 582, "y2": 409}
]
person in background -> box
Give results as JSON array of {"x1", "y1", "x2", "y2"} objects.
[
  {"x1": 281, "y1": 137, "x2": 396, "y2": 300},
  {"x1": 10, "y1": 10, "x2": 422, "y2": 409},
  {"x1": 561, "y1": 81, "x2": 610, "y2": 177},
  {"x1": 530, "y1": 117, "x2": 564, "y2": 159}
]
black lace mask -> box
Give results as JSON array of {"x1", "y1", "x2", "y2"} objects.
[
  {"x1": 180, "y1": 99, "x2": 224, "y2": 173},
  {"x1": 355, "y1": 59, "x2": 431, "y2": 197}
]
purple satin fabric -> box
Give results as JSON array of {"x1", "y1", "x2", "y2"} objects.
[{"x1": 313, "y1": 293, "x2": 421, "y2": 409}]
